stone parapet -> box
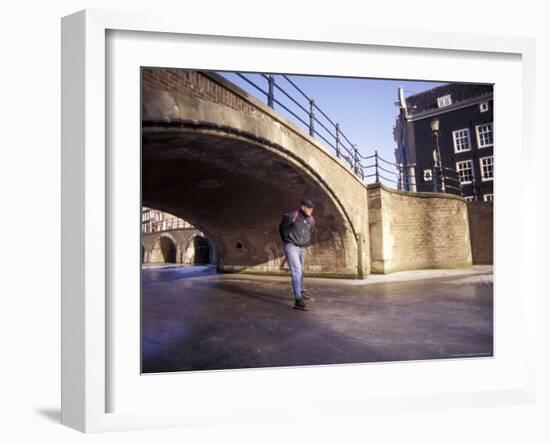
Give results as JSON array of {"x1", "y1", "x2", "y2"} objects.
[{"x1": 367, "y1": 183, "x2": 472, "y2": 273}]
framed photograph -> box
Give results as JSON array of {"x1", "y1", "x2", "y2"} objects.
[{"x1": 61, "y1": 9, "x2": 537, "y2": 433}]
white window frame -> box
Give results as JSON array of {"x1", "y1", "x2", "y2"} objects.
[
  {"x1": 476, "y1": 122, "x2": 494, "y2": 148},
  {"x1": 423, "y1": 168, "x2": 433, "y2": 182},
  {"x1": 452, "y1": 128, "x2": 472, "y2": 153},
  {"x1": 483, "y1": 193, "x2": 494, "y2": 202},
  {"x1": 480, "y1": 101, "x2": 489, "y2": 112},
  {"x1": 464, "y1": 195, "x2": 474, "y2": 202},
  {"x1": 456, "y1": 159, "x2": 474, "y2": 185},
  {"x1": 480, "y1": 155, "x2": 494, "y2": 182},
  {"x1": 437, "y1": 94, "x2": 452, "y2": 107}
]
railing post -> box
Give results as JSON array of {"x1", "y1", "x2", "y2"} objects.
[
  {"x1": 434, "y1": 131, "x2": 446, "y2": 193},
  {"x1": 309, "y1": 99, "x2": 315, "y2": 136},
  {"x1": 335, "y1": 123, "x2": 340, "y2": 158},
  {"x1": 433, "y1": 166, "x2": 438, "y2": 192},
  {"x1": 267, "y1": 74, "x2": 274, "y2": 109},
  {"x1": 374, "y1": 150, "x2": 380, "y2": 183}
]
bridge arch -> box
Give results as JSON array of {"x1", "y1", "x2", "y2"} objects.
[
  {"x1": 142, "y1": 70, "x2": 370, "y2": 278},
  {"x1": 149, "y1": 233, "x2": 178, "y2": 264},
  {"x1": 182, "y1": 234, "x2": 213, "y2": 265}
]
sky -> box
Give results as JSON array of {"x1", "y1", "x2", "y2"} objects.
[{"x1": 218, "y1": 71, "x2": 445, "y2": 186}]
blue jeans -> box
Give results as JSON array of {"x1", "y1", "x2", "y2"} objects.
[{"x1": 283, "y1": 242, "x2": 305, "y2": 300}]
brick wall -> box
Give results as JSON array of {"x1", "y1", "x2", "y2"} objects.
[
  {"x1": 467, "y1": 201, "x2": 493, "y2": 264},
  {"x1": 368, "y1": 183, "x2": 472, "y2": 273},
  {"x1": 142, "y1": 68, "x2": 261, "y2": 115}
]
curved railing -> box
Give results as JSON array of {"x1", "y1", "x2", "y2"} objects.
[
  {"x1": 226, "y1": 72, "x2": 489, "y2": 200},
  {"x1": 234, "y1": 72, "x2": 365, "y2": 179},
  {"x1": 362, "y1": 150, "x2": 490, "y2": 200}
]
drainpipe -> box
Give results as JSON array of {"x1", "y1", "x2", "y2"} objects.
[
  {"x1": 397, "y1": 86, "x2": 410, "y2": 189},
  {"x1": 398, "y1": 86, "x2": 408, "y2": 118}
]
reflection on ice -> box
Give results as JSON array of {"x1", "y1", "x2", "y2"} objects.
[{"x1": 141, "y1": 264, "x2": 217, "y2": 284}]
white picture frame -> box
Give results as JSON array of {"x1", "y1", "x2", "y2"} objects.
[{"x1": 61, "y1": 9, "x2": 537, "y2": 433}]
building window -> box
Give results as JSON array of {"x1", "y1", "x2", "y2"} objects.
[
  {"x1": 480, "y1": 156, "x2": 494, "y2": 181},
  {"x1": 464, "y1": 196, "x2": 474, "y2": 202},
  {"x1": 480, "y1": 102, "x2": 489, "y2": 112},
  {"x1": 437, "y1": 94, "x2": 452, "y2": 108},
  {"x1": 453, "y1": 128, "x2": 472, "y2": 153},
  {"x1": 423, "y1": 169, "x2": 433, "y2": 182},
  {"x1": 476, "y1": 122, "x2": 493, "y2": 148},
  {"x1": 456, "y1": 160, "x2": 474, "y2": 184},
  {"x1": 483, "y1": 194, "x2": 494, "y2": 202}
]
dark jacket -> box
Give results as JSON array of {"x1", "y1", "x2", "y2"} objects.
[{"x1": 279, "y1": 210, "x2": 315, "y2": 247}]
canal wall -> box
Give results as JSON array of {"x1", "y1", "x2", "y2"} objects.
[{"x1": 367, "y1": 183, "x2": 473, "y2": 274}]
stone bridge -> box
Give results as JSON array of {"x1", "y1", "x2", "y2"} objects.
[
  {"x1": 141, "y1": 228, "x2": 216, "y2": 265},
  {"x1": 142, "y1": 69, "x2": 370, "y2": 278},
  {"x1": 142, "y1": 69, "x2": 479, "y2": 277}
]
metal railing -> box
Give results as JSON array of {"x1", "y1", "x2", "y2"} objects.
[
  {"x1": 362, "y1": 150, "x2": 490, "y2": 200},
  {"x1": 142, "y1": 218, "x2": 195, "y2": 234},
  {"x1": 227, "y1": 73, "x2": 490, "y2": 200},
  {"x1": 234, "y1": 73, "x2": 366, "y2": 179}
]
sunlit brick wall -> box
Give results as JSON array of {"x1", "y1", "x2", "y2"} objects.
[{"x1": 368, "y1": 183, "x2": 472, "y2": 273}]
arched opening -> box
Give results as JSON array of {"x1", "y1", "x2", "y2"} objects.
[
  {"x1": 192, "y1": 236, "x2": 211, "y2": 264},
  {"x1": 150, "y1": 236, "x2": 177, "y2": 263},
  {"x1": 142, "y1": 116, "x2": 359, "y2": 276},
  {"x1": 182, "y1": 235, "x2": 213, "y2": 265}
]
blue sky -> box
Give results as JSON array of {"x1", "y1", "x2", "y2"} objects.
[{"x1": 218, "y1": 71, "x2": 444, "y2": 185}]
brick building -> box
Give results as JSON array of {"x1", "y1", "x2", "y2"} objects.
[{"x1": 393, "y1": 83, "x2": 494, "y2": 202}]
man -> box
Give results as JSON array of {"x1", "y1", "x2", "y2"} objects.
[{"x1": 279, "y1": 199, "x2": 316, "y2": 311}]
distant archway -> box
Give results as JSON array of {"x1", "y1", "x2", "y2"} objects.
[
  {"x1": 183, "y1": 235, "x2": 212, "y2": 265},
  {"x1": 150, "y1": 235, "x2": 177, "y2": 263}
]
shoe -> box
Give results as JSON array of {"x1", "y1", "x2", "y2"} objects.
[
  {"x1": 293, "y1": 299, "x2": 308, "y2": 311},
  {"x1": 301, "y1": 292, "x2": 312, "y2": 300}
]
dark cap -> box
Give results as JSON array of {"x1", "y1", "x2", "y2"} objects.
[{"x1": 301, "y1": 198, "x2": 316, "y2": 208}]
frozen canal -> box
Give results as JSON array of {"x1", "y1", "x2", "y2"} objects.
[{"x1": 141, "y1": 265, "x2": 493, "y2": 373}]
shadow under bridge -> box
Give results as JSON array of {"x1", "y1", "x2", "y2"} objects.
[{"x1": 141, "y1": 71, "x2": 370, "y2": 278}]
